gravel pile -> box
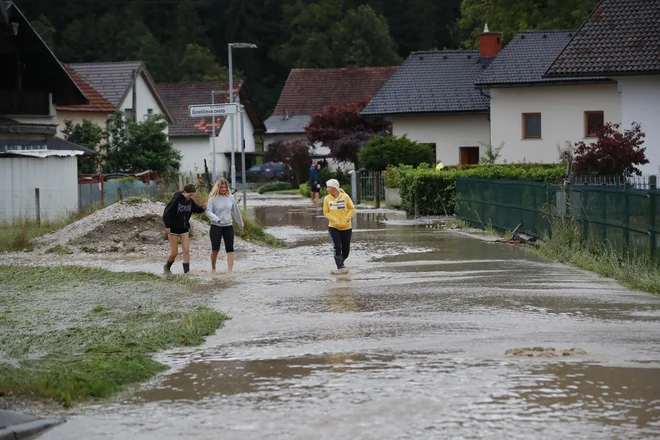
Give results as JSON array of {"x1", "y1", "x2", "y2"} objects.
[{"x1": 33, "y1": 199, "x2": 256, "y2": 256}]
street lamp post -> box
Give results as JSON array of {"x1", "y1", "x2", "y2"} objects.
[{"x1": 228, "y1": 42, "x2": 257, "y2": 198}]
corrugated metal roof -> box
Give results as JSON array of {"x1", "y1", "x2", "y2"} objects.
[{"x1": 264, "y1": 115, "x2": 311, "y2": 134}]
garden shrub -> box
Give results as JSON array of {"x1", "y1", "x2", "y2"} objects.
[
  {"x1": 358, "y1": 135, "x2": 435, "y2": 171},
  {"x1": 398, "y1": 164, "x2": 566, "y2": 216},
  {"x1": 257, "y1": 182, "x2": 292, "y2": 194}
]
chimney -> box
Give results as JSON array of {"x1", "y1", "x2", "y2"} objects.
[
  {"x1": 346, "y1": 60, "x2": 358, "y2": 72},
  {"x1": 479, "y1": 23, "x2": 502, "y2": 58}
]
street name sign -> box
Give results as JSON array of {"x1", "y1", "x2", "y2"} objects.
[{"x1": 189, "y1": 104, "x2": 238, "y2": 117}]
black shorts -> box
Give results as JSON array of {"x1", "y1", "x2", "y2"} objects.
[
  {"x1": 311, "y1": 182, "x2": 320, "y2": 193},
  {"x1": 210, "y1": 225, "x2": 235, "y2": 253},
  {"x1": 169, "y1": 227, "x2": 189, "y2": 236}
]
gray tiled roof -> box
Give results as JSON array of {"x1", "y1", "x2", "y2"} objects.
[
  {"x1": 546, "y1": 0, "x2": 660, "y2": 76},
  {"x1": 69, "y1": 61, "x2": 142, "y2": 106},
  {"x1": 476, "y1": 30, "x2": 608, "y2": 86},
  {"x1": 264, "y1": 115, "x2": 311, "y2": 134},
  {"x1": 361, "y1": 51, "x2": 489, "y2": 116}
]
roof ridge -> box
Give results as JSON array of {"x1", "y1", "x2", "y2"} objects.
[
  {"x1": 69, "y1": 61, "x2": 142, "y2": 66},
  {"x1": 290, "y1": 66, "x2": 398, "y2": 72},
  {"x1": 517, "y1": 29, "x2": 577, "y2": 33},
  {"x1": 410, "y1": 50, "x2": 479, "y2": 54}
]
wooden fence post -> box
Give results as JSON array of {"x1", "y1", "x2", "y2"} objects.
[
  {"x1": 35, "y1": 188, "x2": 41, "y2": 225},
  {"x1": 374, "y1": 172, "x2": 380, "y2": 209},
  {"x1": 623, "y1": 183, "x2": 630, "y2": 249}
]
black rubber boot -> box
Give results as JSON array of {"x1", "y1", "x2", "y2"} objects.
[
  {"x1": 164, "y1": 260, "x2": 174, "y2": 273},
  {"x1": 334, "y1": 255, "x2": 344, "y2": 269},
  {"x1": 183, "y1": 263, "x2": 190, "y2": 274}
]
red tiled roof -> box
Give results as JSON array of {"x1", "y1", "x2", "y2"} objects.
[
  {"x1": 271, "y1": 66, "x2": 398, "y2": 117},
  {"x1": 57, "y1": 64, "x2": 116, "y2": 112},
  {"x1": 157, "y1": 81, "x2": 241, "y2": 137}
]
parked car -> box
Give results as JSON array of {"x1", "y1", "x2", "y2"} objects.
[{"x1": 236, "y1": 162, "x2": 291, "y2": 183}]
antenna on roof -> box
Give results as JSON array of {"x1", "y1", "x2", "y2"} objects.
[
  {"x1": 484, "y1": 23, "x2": 489, "y2": 33},
  {"x1": 284, "y1": 108, "x2": 289, "y2": 121}
]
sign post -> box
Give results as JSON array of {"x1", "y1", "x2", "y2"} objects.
[{"x1": 189, "y1": 103, "x2": 239, "y2": 184}]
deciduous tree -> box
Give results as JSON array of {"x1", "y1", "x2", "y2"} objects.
[
  {"x1": 305, "y1": 98, "x2": 391, "y2": 167},
  {"x1": 358, "y1": 135, "x2": 434, "y2": 171},
  {"x1": 574, "y1": 122, "x2": 648, "y2": 177},
  {"x1": 264, "y1": 139, "x2": 312, "y2": 186},
  {"x1": 62, "y1": 119, "x2": 105, "y2": 174}
]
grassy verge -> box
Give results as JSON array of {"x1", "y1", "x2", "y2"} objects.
[
  {"x1": 535, "y1": 217, "x2": 660, "y2": 294},
  {"x1": 0, "y1": 204, "x2": 104, "y2": 253},
  {"x1": 0, "y1": 265, "x2": 228, "y2": 407}
]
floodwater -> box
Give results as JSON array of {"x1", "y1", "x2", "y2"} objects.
[{"x1": 40, "y1": 195, "x2": 660, "y2": 439}]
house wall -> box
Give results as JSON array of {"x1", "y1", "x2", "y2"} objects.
[
  {"x1": 0, "y1": 156, "x2": 78, "y2": 223},
  {"x1": 119, "y1": 73, "x2": 168, "y2": 134},
  {"x1": 392, "y1": 114, "x2": 491, "y2": 165},
  {"x1": 55, "y1": 111, "x2": 109, "y2": 138},
  {"x1": 617, "y1": 75, "x2": 660, "y2": 174},
  {"x1": 173, "y1": 111, "x2": 258, "y2": 181},
  {"x1": 171, "y1": 136, "x2": 210, "y2": 177},
  {"x1": 490, "y1": 83, "x2": 621, "y2": 164}
]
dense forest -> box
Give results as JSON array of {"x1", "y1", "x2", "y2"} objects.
[{"x1": 17, "y1": 0, "x2": 598, "y2": 118}]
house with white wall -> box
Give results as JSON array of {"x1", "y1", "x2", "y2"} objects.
[
  {"x1": 56, "y1": 65, "x2": 116, "y2": 137},
  {"x1": 475, "y1": 30, "x2": 621, "y2": 164},
  {"x1": 265, "y1": 64, "x2": 397, "y2": 168},
  {"x1": 1, "y1": 1, "x2": 95, "y2": 223},
  {"x1": 157, "y1": 81, "x2": 265, "y2": 182},
  {"x1": 68, "y1": 61, "x2": 173, "y2": 131},
  {"x1": 361, "y1": 29, "x2": 502, "y2": 165},
  {"x1": 545, "y1": 0, "x2": 660, "y2": 175}
]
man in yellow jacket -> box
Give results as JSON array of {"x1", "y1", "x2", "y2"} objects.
[{"x1": 323, "y1": 179, "x2": 355, "y2": 274}]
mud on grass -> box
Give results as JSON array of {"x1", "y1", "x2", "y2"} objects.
[{"x1": 0, "y1": 265, "x2": 229, "y2": 408}]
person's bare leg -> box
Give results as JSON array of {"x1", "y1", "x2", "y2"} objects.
[
  {"x1": 211, "y1": 251, "x2": 219, "y2": 271},
  {"x1": 227, "y1": 251, "x2": 235, "y2": 273}
]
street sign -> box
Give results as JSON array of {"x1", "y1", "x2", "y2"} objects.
[{"x1": 188, "y1": 104, "x2": 238, "y2": 117}]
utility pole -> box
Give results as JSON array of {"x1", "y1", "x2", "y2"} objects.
[
  {"x1": 228, "y1": 43, "x2": 236, "y2": 190},
  {"x1": 211, "y1": 90, "x2": 216, "y2": 182},
  {"x1": 240, "y1": 104, "x2": 247, "y2": 210}
]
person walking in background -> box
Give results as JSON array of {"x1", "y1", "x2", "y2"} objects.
[
  {"x1": 162, "y1": 184, "x2": 207, "y2": 274},
  {"x1": 309, "y1": 160, "x2": 321, "y2": 206},
  {"x1": 323, "y1": 179, "x2": 355, "y2": 274},
  {"x1": 205, "y1": 178, "x2": 244, "y2": 274},
  {"x1": 435, "y1": 158, "x2": 445, "y2": 171}
]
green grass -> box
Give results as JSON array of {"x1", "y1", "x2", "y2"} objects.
[
  {"x1": 0, "y1": 265, "x2": 226, "y2": 407},
  {"x1": 257, "y1": 181, "x2": 292, "y2": 194},
  {"x1": 536, "y1": 216, "x2": 660, "y2": 294}
]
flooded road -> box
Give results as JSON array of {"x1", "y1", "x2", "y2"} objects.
[{"x1": 41, "y1": 195, "x2": 660, "y2": 439}]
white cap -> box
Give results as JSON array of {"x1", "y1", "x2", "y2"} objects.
[{"x1": 326, "y1": 179, "x2": 340, "y2": 189}]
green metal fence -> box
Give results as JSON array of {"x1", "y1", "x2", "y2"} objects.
[
  {"x1": 456, "y1": 177, "x2": 660, "y2": 259},
  {"x1": 455, "y1": 178, "x2": 556, "y2": 238}
]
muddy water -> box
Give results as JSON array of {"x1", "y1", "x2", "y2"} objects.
[{"x1": 40, "y1": 198, "x2": 660, "y2": 439}]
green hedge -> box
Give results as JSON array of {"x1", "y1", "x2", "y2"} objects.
[
  {"x1": 398, "y1": 164, "x2": 566, "y2": 216},
  {"x1": 257, "y1": 182, "x2": 292, "y2": 194}
]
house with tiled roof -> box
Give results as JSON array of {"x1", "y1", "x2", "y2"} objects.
[
  {"x1": 476, "y1": 30, "x2": 621, "y2": 164},
  {"x1": 157, "y1": 81, "x2": 265, "y2": 179},
  {"x1": 69, "y1": 61, "x2": 173, "y2": 128},
  {"x1": 55, "y1": 65, "x2": 116, "y2": 137},
  {"x1": 265, "y1": 64, "x2": 397, "y2": 166},
  {"x1": 361, "y1": 29, "x2": 501, "y2": 165},
  {"x1": 546, "y1": 0, "x2": 660, "y2": 174},
  {"x1": 1, "y1": 1, "x2": 96, "y2": 223}
]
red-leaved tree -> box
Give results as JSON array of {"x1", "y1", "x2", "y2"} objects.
[
  {"x1": 265, "y1": 139, "x2": 312, "y2": 186},
  {"x1": 574, "y1": 122, "x2": 648, "y2": 177},
  {"x1": 305, "y1": 97, "x2": 391, "y2": 167}
]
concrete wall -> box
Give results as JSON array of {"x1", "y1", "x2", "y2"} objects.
[
  {"x1": 391, "y1": 113, "x2": 491, "y2": 165},
  {"x1": 0, "y1": 156, "x2": 78, "y2": 223},
  {"x1": 617, "y1": 75, "x2": 660, "y2": 174},
  {"x1": 490, "y1": 83, "x2": 621, "y2": 164}
]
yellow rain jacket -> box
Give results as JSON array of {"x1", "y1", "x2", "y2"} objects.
[{"x1": 323, "y1": 189, "x2": 355, "y2": 230}]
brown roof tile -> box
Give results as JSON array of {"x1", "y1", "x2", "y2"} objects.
[
  {"x1": 57, "y1": 64, "x2": 116, "y2": 113},
  {"x1": 157, "y1": 81, "x2": 241, "y2": 137},
  {"x1": 271, "y1": 66, "x2": 398, "y2": 117}
]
